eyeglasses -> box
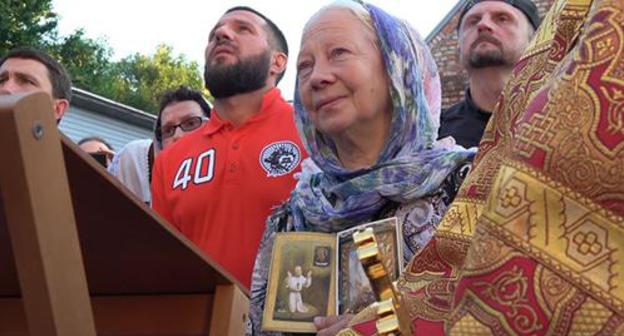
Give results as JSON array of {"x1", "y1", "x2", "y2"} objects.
[{"x1": 156, "y1": 116, "x2": 207, "y2": 140}]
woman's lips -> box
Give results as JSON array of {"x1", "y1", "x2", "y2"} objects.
[{"x1": 315, "y1": 96, "x2": 346, "y2": 111}]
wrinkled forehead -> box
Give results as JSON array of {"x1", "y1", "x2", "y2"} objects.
[
  {"x1": 0, "y1": 57, "x2": 49, "y2": 78},
  {"x1": 300, "y1": 6, "x2": 375, "y2": 51},
  {"x1": 303, "y1": 6, "x2": 364, "y2": 36}
]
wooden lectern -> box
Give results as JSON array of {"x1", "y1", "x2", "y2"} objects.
[{"x1": 0, "y1": 92, "x2": 249, "y2": 335}]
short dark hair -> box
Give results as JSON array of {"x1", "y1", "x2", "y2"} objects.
[
  {"x1": 0, "y1": 47, "x2": 73, "y2": 102},
  {"x1": 225, "y1": 6, "x2": 289, "y2": 84},
  {"x1": 78, "y1": 136, "x2": 114, "y2": 151},
  {"x1": 154, "y1": 86, "x2": 211, "y2": 146}
]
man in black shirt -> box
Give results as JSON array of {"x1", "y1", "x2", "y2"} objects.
[{"x1": 439, "y1": 0, "x2": 540, "y2": 148}]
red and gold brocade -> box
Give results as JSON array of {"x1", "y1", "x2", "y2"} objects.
[{"x1": 344, "y1": 0, "x2": 624, "y2": 334}]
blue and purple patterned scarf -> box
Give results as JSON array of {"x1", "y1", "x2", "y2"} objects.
[{"x1": 289, "y1": 1, "x2": 476, "y2": 232}]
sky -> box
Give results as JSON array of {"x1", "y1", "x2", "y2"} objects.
[{"x1": 52, "y1": 0, "x2": 460, "y2": 100}]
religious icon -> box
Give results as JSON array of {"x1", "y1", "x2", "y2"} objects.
[
  {"x1": 336, "y1": 217, "x2": 401, "y2": 314},
  {"x1": 314, "y1": 246, "x2": 330, "y2": 267},
  {"x1": 263, "y1": 233, "x2": 336, "y2": 333},
  {"x1": 262, "y1": 218, "x2": 401, "y2": 332}
]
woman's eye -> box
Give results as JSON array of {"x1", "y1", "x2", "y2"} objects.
[
  {"x1": 297, "y1": 61, "x2": 312, "y2": 74},
  {"x1": 331, "y1": 48, "x2": 348, "y2": 57}
]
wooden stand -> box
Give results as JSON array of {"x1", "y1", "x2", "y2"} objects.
[{"x1": 0, "y1": 92, "x2": 248, "y2": 336}]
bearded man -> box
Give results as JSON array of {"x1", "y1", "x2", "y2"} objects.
[
  {"x1": 151, "y1": 7, "x2": 306, "y2": 290},
  {"x1": 438, "y1": 0, "x2": 541, "y2": 148}
]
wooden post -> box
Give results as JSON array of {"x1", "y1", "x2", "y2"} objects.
[
  {"x1": 0, "y1": 93, "x2": 96, "y2": 335},
  {"x1": 209, "y1": 285, "x2": 249, "y2": 336}
]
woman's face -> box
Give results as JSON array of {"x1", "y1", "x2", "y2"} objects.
[{"x1": 297, "y1": 8, "x2": 392, "y2": 137}]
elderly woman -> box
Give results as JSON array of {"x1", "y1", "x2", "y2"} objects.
[{"x1": 248, "y1": 1, "x2": 475, "y2": 335}]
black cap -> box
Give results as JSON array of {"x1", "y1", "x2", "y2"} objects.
[
  {"x1": 458, "y1": 0, "x2": 541, "y2": 31},
  {"x1": 225, "y1": 6, "x2": 289, "y2": 56}
]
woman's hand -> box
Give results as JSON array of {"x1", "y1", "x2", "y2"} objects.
[{"x1": 313, "y1": 314, "x2": 354, "y2": 336}]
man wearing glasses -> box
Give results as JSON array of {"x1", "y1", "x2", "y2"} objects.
[
  {"x1": 154, "y1": 86, "x2": 211, "y2": 151},
  {"x1": 108, "y1": 86, "x2": 210, "y2": 205}
]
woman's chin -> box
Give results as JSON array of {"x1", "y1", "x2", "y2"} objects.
[{"x1": 315, "y1": 122, "x2": 353, "y2": 139}]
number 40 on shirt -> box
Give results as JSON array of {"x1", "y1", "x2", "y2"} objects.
[{"x1": 172, "y1": 149, "x2": 216, "y2": 190}]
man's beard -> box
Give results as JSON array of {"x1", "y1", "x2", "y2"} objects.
[
  {"x1": 466, "y1": 32, "x2": 513, "y2": 69},
  {"x1": 204, "y1": 50, "x2": 271, "y2": 99}
]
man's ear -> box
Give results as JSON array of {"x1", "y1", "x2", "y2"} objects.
[
  {"x1": 269, "y1": 51, "x2": 288, "y2": 82},
  {"x1": 457, "y1": 32, "x2": 468, "y2": 64},
  {"x1": 53, "y1": 98, "x2": 70, "y2": 122}
]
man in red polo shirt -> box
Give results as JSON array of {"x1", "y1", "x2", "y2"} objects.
[{"x1": 151, "y1": 6, "x2": 305, "y2": 289}]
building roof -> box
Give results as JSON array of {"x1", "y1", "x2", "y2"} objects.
[
  {"x1": 71, "y1": 87, "x2": 156, "y2": 129},
  {"x1": 426, "y1": 0, "x2": 467, "y2": 43}
]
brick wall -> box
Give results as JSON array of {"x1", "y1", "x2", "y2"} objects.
[{"x1": 427, "y1": 0, "x2": 555, "y2": 109}]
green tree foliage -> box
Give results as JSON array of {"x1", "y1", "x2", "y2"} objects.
[
  {"x1": 49, "y1": 29, "x2": 115, "y2": 93},
  {"x1": 0, "y1": 0, "x2": 59, "y2": 55},
  {"x1": 104, "y1": 44, "x2": 204, "y2": 113},
  {"x1": 1, "y1": 0, "x2": 206, "y2": 114}
]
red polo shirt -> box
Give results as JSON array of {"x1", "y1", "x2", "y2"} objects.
[{"x1": 152, "y1": 88, "x2": 306, "y2": 289}]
